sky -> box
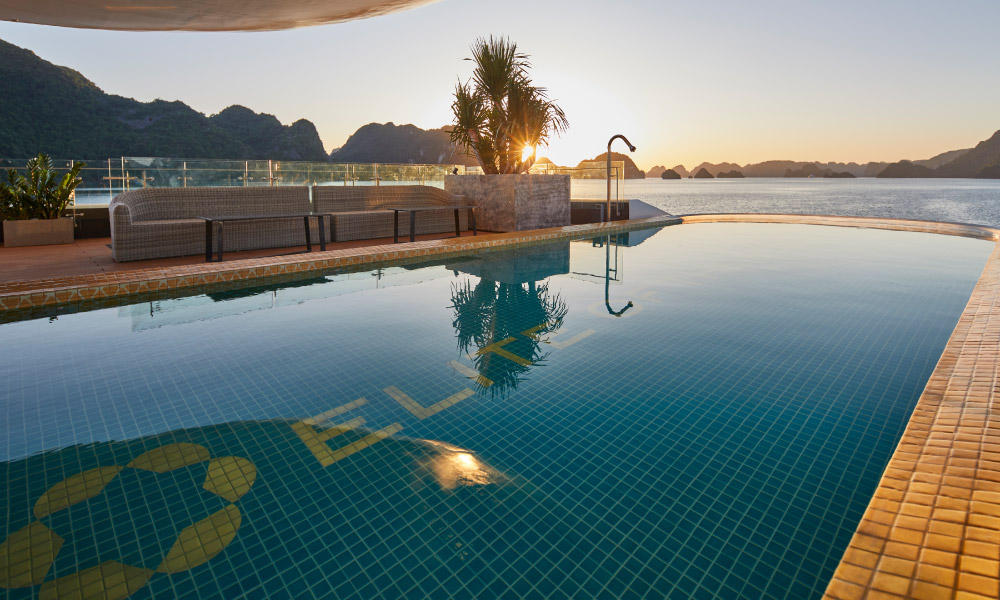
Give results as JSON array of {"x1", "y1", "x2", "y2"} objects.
[{"x1": 1, "y1": 0, "x2": 998, "y2": 170}]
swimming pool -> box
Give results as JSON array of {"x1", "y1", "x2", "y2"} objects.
[{"x1": 0, "y1": 222, "x2": 992, "y2": 599}]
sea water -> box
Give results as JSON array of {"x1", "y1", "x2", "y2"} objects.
[{"x1": 574, "y1": 177, "x2": 1000, "y2": 227}]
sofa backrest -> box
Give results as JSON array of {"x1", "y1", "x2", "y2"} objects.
[
  {"x1": 313, "y1": 185, "x2": 464, "y2": 213},
  {"x1": 111, "y1": 187, "x2": 311, "y2": 222}
]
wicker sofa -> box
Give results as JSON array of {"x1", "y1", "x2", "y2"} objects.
[
  {"x1": 110, "y1": 186, "x2": 312, "y2": 262},
  {"x1": 314, "y1": 185, "x2": 470, "y2": 242},
  {"x1": 110, "y1": 185, "x2": 472, "y2": 262}
]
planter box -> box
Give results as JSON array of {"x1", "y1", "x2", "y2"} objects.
[
  {"x1": 444, "y1": 174, "x2": 570, "y2": 232},
  {"x1": 3, "y1": 217, "x2": 75, "y2": 247}
]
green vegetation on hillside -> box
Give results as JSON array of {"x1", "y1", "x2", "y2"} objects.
[
  {"x1": 331, "y1": 122, "x2": 477, "y2": 166},
  {"x1": 0, "y1": 38, "x2": 326, "y2": 161}
]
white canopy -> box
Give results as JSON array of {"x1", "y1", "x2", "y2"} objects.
[{"x1": 0, "y1": 0, "x2": 439, "y2": 31}]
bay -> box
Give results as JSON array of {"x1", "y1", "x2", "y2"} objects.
[{"x1": 573, "y1": 178, "x2": 1000, "y2": 228}]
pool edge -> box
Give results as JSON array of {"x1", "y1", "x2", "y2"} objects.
[{"x1": 0, "y1": 216, "x2": 681, "y2": 312}]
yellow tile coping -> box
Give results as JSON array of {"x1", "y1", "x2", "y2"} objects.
[{"x1": 4, "y1": 212, "x2": 1000, "y2": 598}]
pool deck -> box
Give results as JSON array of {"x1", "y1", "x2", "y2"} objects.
[{"x1": 3, "y1": 213, "x2": 1000, "y2": 599}]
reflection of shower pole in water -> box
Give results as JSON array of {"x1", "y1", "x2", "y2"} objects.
[{"x1": 604, "y1": 235, "x2": 633, "y2": 316}]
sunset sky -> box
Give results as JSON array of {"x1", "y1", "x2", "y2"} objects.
[{"x1": 1, "y1": 0, "x2": 998, "y2": 169}]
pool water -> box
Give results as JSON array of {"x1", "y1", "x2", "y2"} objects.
[{"x1": 0, "y1": 223, "x2": 993, "y2": 599}]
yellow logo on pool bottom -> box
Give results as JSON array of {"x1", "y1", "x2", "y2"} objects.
[{"x1": 0, "y1": 443, "x2": 257, "y2": 599}]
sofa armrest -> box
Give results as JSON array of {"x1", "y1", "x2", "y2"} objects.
[{"x1": 109, "y1": 202, "x2": 131, "y2": 228}]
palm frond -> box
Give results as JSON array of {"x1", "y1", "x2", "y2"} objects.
[{"x1": 451, "y1": 37, "x2": 567, "y2": 174}]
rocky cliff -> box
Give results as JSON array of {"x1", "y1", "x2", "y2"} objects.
[
  {"x1": 577, "y1": 152, "x2": 645, "y2": 179},
  {"x1": 878, "y1": 131, "x2": 999, "y2": 178},
  {"x1": 0, "y1": 38, "x2": 327, "y2": 160},
  {"x1": 645, "y1": 165, "x2": 666, "y2": 178},
  {"x1": 330, "y1": 122, "x2": 479, "y2": 166}
]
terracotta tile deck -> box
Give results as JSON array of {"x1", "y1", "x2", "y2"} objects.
[
  {"x1": 4, "y1": 213, "x2": 1000, "y2": 598},
  {"x1": 0, "y1": 216, "x2": 680, "y2": 312}
]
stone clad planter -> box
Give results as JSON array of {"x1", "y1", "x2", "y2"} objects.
[
  {"x1": 3, "y1": 217, "x2": 75, "y2": 247},
  {"x1": 444, "y1": 174, "x2": 570, "y2": 232}
]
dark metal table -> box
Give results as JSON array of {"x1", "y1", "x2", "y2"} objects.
[
  {"x1": 197, "y1": 213, "x2": 331, "y2": 262},
  {"x1": 385, "y1": 205, "x2": 478, "y2": 243}
]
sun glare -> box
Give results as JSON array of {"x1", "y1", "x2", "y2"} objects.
[{"x1": 522, "y1": 145, "x2": 534, "y2": 162}]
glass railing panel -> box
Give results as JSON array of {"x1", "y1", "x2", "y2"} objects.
[{"x1": 2, "y1": 157, "x2": 512, "y2": 204}]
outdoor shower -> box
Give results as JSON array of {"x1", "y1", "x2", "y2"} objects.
[{"x1": 606, "y1": 134, "x2": 636, "y2": 222}]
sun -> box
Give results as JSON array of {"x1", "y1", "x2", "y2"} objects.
[{"x1": 522, "y1": 145, "x2": 535, "y2": 162}]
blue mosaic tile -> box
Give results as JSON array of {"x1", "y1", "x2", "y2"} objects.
[{"x1": 0, "y1": 223, "x2": 993, "y2": 599}]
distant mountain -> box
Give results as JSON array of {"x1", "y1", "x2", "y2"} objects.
[
  {"x1": 936, "y1": 130, "x2": 1000, "y2": 178},
  {"x1": 693, "y1": 168, "x2": 714, "y2": 179},
  {"x1": 740, "y1": 161, "x2": 800, "y2": 177},
  {"x1": 661, "y1": 169, "x2": 682, "y2": 180},
  {"x1": 208, "y1": 106, "x2": 328, "y2": 161},
  {"x1": 330, "y1": 122, "x2": 478, "y2": 166},
  {"x1": 876, "y1": 161, "x2": 937, "y2": 178},
  {"x1": 861, "y1": 162, "x2": 890, "y2": 177},
  {"x1": 784, "y1": 164, "x2": 834, "y2": 177},
  {"x1": 977, "y1": 163, "x2": 1000, "y2": 178},
  {"x1": 820, "y1": 162, "x2": 878, "y2": 177},
  {"x1": 671, "y1": 165, "x2": 690, "y2": 178},
  {"x1": 690, "y1": 162, "x2": 742, "y2": 177},
  {"x1": 878, "y1": 131, "x2": 1000, "y2": 178},
  {"x1": 577, "y1": 152, "x2": 645, "y2": 179},
  {"x1": 913, "y1": 148, "x2": 970, "y2": 169},
  {"x1": 0, "y1": 37, "x2": 326, "y2": 160},
  {"x1": 739, "y1": 160, "x2": 877, "y2": 177},
  {"x1": 645, "y1": 165, "x2": 666, "y2": 178},
  {"x1": 717, "y1": 170, "x2": 744, "y2": 178}
]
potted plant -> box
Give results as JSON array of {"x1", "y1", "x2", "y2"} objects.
[
  {"x1": 1, "y1": 154, "x2": 85, "y2": 247},
  {"x1": 444, "y1": 37, "x2": 572, "y2": 232}
]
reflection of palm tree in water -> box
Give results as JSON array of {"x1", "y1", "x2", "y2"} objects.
[{"x1": 450, "y1": 279, "x2": 568, "y2": 398}]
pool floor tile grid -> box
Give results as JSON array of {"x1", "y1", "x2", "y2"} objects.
[{"x1": 822, "y1": 240, "x2": 1000, "y2": 600}]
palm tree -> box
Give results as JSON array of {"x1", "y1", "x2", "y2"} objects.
[{"x1": 450, "y1": 37, "x2": 569, "y2": 175}]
